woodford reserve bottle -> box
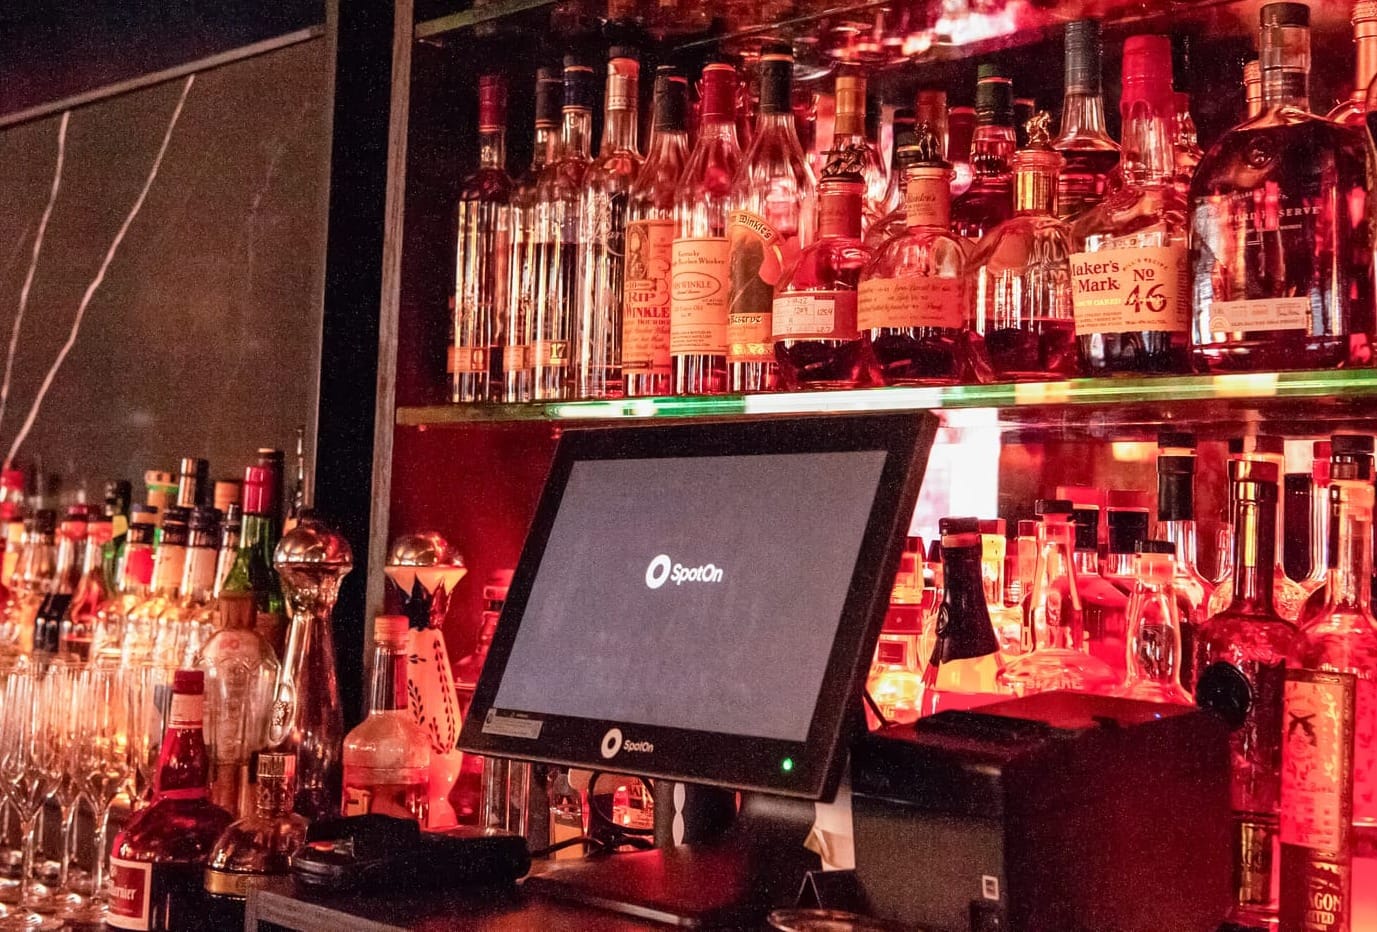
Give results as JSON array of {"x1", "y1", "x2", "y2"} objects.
[
  {"x1": 1190, "y1": 2, "x2": 1373, "y2": 372},
  {"x1": 671, "y1": 62, "x2": 740, "y2": 395},
  {"x1": 1069, "y1": 34, "x2": 1191, "y2": 374},
  {"x1": 623, "y1": 67, "x2": 689, "y2": 398},
  {"x1": 727, "y1": 43, "x2": 815, "y2": 392},
  {"x1": 107, "y1": 670, "x2": 235, "y2": 932}
]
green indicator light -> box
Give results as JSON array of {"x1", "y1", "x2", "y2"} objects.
[{"x1": 781, "y1": 757, "x2": 794, "y2": 773}]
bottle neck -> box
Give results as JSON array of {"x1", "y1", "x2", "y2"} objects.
[
  {"x1": 1013, "y1": 163, "x2": 1057, "y2": 215},
  {"x1": 1356, "y1": 25, "x2": 1377, "y2": 107},
  {"x1": 1229, "y1": 495, "x2": 1279, "y2": 614},
  {"x1": 755, "y1": 108, "x2": 802, "y2": 147},
  {"x1": 1058, "y1": 91, "x2": 1110, "y2": 138},
  {"x1": 601, "y1": 107, "x2": 638, "y2": 155},
  {"x1": 369, "y1": 640, "x2": 410, "y2": 713},
  {"x1": 479, "y1": 127, "x2": 506, "y2": 171},
  {"x1": 532, "y1": 124, "x2": 558, "y2": 171},
  {"x1": 818, "y1": 183, "x2": 863, "y2": 240},
  {"x1": 970, "y1": 125, "x2": 1015, "y2": 180},
  {"x1": 1325, "y1": 481, "x2": 1373, "y2": 612},
  {"x1": 931, "y1": 540, "x2": 1000, "y2": 664},
  {"x1": 562, "y1": 108, "x2": 593, "y2": 159},
  {"x1": 1120, "y1": 97, "x2": 1175, "y2": 187},
  {"x1": 154, "y1": 691, "x2": 211, "y2": 799},
  {"x1": 255, "y1": 777, "x2": 296, "y2": 818},
  {"x1": 120, "y1": 543, "x2": 154, "y2": 593},
  {"x1": 1261, "y1": 23, "x2": 1311, "y2": 111},
  {"x1": 180, "y1": 544, "x2": 218, "y2": 602},
  {"x1": 1160, "y1": 519, "x2": 1199, "y2": 571}
]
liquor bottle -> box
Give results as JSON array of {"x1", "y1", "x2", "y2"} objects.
[
  {"x1": 970, "y1": 112, "x2": 1078, "y2": 381},
  {"x1": 1279, "y1": 433, "x2": 1377, "y2": 932},
  {"x1": 249, "y1": 464, "x2": 287, "y2": 653},
  {"x1": 9, "y1": 510, "x2": 55, "y2": 654},
  {"x1": 343, "y1": 615, "x2": 432, "y2": 823},
  {"x1": 1284, "y1": 472, "x2": 1314, "y2": 584},
  {"x1": 1070, "y1": 505, "x2": 1129, "y2": 679},
  {"x1": 145, "y1": 471, "x2": 174, "y2": 528},
  {"x1": 864, "y1": 105, "x2": 919, "y2": 251},
  {"x1": 107, "y1": 669, "x2": 235, "y2": 932},
  {"x1": 1300, "y1": 440, "x2": 1337, "y2": 617},
  {"x1": 62, "y1": 511, "x2": 111, "y2": 662},
  {"x1": 671, "y1": 62, "x2": 739, "y2": 395},
  {"x1": 726, "y1": 44, "x2": 815, "y2": 393},
  {"x1": 1172, "y1": 92, "x2": 1203, "y2": 203},
  {"x1": 1154, "y1": 437, "x2": 1214, "y2": 690},
  {"x1": 91, "y1": 518, "x2": 154, "y2": 663},
  {"x1": 947, "y1": 105, "x2": 976, "y2": 197},
  {"x1": 256, "y1": 449, "x2": 286, "y2": 538},
  {"x1": 533, "y1": 58, "x2": 597, "y2": 401},
  {"x1": 32, "y1": 506, "x2": 85, "y2": 662},
  {"x1": 1120, "y1": 540, "x2": 1193, "y2": 705},
  {"x1": 1244, "y1": 59, "x2": 1263, "y2": 120},
  {"x1": 858, "y1": 124, "x2": 973, "y2": 386},
  {"x1": 162, "y1": 507, "x2": 221, "y2": 669},
  {"x1": 1069, "y1": 35, "x2": 1191, "y2": 375},
  {"x1": 505, "y1": 67, "x2": 562, "y2": 405},
  {"x1": 121, "y1": 506, "x2": 190, "y2": 667},
  {"x1": 175, "y1": 457, "x2": 207, "y2": 511},
  {"x1": 197, "y1": 569, "x2": 280, "y2": 819},
  {"x1": 222, "y1": 469, "x2": 281, "y2": 649},
  {"x1": 828, "y1": 74, "x2": 886, "y2": 225},
  {"x1": 952, "y1": 65, "x2": 1016, "y2": 240},
  {"x1": 203, "y1": 753, "x2": 308, "y2": 931},
  {"x1": 1103, "y1": 506, "x2": 1150, "y2": 595},
  {"x1": 575, "y1": 50, "x2": 643, "y2": 399},
  {"x1": 1327, "y1": 0, "x2": 1377, "y2": 125},
  {"x1": 996, "y1": 499, "x2": 1119, "y2": 696},
  {"x1": 1194, "y1": 459, "x2": 1297, "y2": 929},
  {"x1": 623, "y1": 66, "x2": 689, "y2": 398},
  {"x1": 772, "y1": 154, "x2": 874, "y2": 390},
  {"x1": 918, "y1": 517, "x2": 1003, "y2": 716},
  {"x1": 214, "y1": 504, "x2": 241, "y2": 598},
  {"x1": 103, "y1": 479, "x2": 133, "y2": 590},
  {"x1": 453, "y1": 74, "x2": 513, "y2": 403},
  {"x1": 1191, "y1": 3, "x2": 1373, "y2": 373}
]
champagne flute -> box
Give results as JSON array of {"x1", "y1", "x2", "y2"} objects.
[
  {"x1": 39, "y1": 661, "x2": 87, "y2": 916},
  {"x1": 125, "y1": 662, "x2": 172, "y2": 808},
  {"x1": 0, "y1": 664, "x2": 63, "y2": 930},
  {"x1": 66, "y1": 665, "x2": 133, "y2": 925}
]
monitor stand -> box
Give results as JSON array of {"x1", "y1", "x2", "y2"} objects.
[{"x1": 521, "y1": 787, "x2": 821, "y2": 928}]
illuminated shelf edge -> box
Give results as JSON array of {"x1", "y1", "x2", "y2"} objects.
[{"x1": 394, "y1": 370, "x2": 1377, "y2": 425}]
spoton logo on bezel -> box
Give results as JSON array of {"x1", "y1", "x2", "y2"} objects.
[{"x1": 645, "y1": 554, "x2": 725, "y2": 589}]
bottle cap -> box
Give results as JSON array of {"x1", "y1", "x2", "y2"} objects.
[
  {"x1": 1121, "y1": 35, "x2": 1174, "y2": 113},
  {"x1": 130, "y1": 503, "x2": 157, "y2": 519},
  {"x1": 652, "y1": 66, "x2": 688, "y2": 130},
  {"x1": 1064, "y1": 20, "x2": 1103, "y2": 94},
  {"x1": 373, "y1": 614, "x2": 412, "y2": 645},
  {"x1": 834, "y1": 73, "x2": 867, "y2": 136},
  {"x1": 1228, "y1": 435, "x2": 1285, "y2": 456},
  {"x1": 1071, "y1": 506, "x2": 1099, "y2": 551},
  {"x1": 759, "y1": 41, "x2": 794, "y2": 113},
  {"x1": 938, "y1": 516, "x2": 980, "y2": 535},
  {"x1": 606, "y1": 52, "x2": 640, "y2": 112},
  {"x1": 1261, "y1": 2, "x2": 1309, "y2": 27},
  {"x1": 189, "y1": 506, "x2": 221, "y2": 533},
  {"x1": 534, "y1": 66, "x2": 563, "y2": 127},
  {"x1": 563, "y1": 57, "x2": 598, "y2": 110},
  {"x1": 1157, "y1": 455, "x2": 1197, "y2": 521},
  {"x1": 1137, "y1": 540, "x2": 1176, "y2": 555},
  {"x1": 242, "y1": 466, "x2": 270, "y2": 516},
  {"x1": 127, "y1": 521, "x2": 156, "y2": 545},
  {"x1": 162, "y1": 506, "x2": 191, "y2": 527},
  {"x1": 1107, "y1": 508, "x2": 1150, "y2": 554},
  {"x1": 1356, "y1": 1, "x2": 1377, "y2": 25},
  {"x1": 173, "y1": 668, "x2": 205, "y2": 695},
  {"x1": 1157, "y1": 430, "x2": 1196, "y2": 450},
  {"x1": 1330, "y1": 433, "x2": 1374, "y2": 456},
  {"x1": 974, "y1": 65, "x2": 1014, "y2": 125},
  {"x1": 213, "y1": 480, "x2": 240, "y2": 514},
  {"x1": 979, "y1": 518, "x2": 1006, "y2": 536},
  {"x1": 1035, "y1": 498, "x2": 1074, "y2": 516},
  {"x1": 477, "y1": 74, "x2": 508, "y2": 133},
  {"x1": 700, "y1": 62, "x2": 738, "y2": 120}
]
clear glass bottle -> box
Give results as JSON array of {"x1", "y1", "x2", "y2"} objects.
[
  {"x1": 453, "y1": 74, "x2": 513, "y2": 403},
  {"x1": 343, "y1": 615, "x2": 432, "y2": 823},
  {"x1": 726, "y1": 44, "x2": 815, "y2": 393},
  {"x1": 32, "y1": 506, "x2": 85, "y2": 663},
  {"x1": 1191, "y1": 3, "x2": 1373, "y2": 373},
  {"x1": 91, "y1": 519, "x2": 154, "y2": 664},
  {"x1": 504, "y1": 67, "x2": 562, "y2": 404},
  {"x1": 576, "y1": 50, "x2": 643, "y2": 399},
  {"x1": 1120, "y1": 540, "x2": 1193, "y2": 705},
  {"x1": 970, "y1": 112, "x2": 1078, "y2": 381},
  {"x1": 10, "y1": 510, "x2": 55, "y2": 655},
  {"x1": 1154, "y1": 438, "x2": 1214, "y2": 691},
  {"x1": 772, "y1": 158, "x2": 874, "y2": 390},
  {"x1": 1070, "y1": 34, "x2": 1191, "y2": 375},
  {"x1": 1071, "y1": 505, "x2": 1130, "y2": 681},
  {"x1": 1279, "y1": 434, "x2": 1377, "y2": 932},
  {"x1": 952, "y1": 65, "x2": 1016, "y2": 240},
  {"x1": 173, "y1": 507, "x2": 225, "y2": 668},
  {"x1": 1326, "y1": 0, "x2": 1377, "y2": 126},
  {"x1": 671, "y1": 62, "x2": 739, "y2": 396},
  {"x1": 996, "y1": 499, "x2": 1119, "y2": 697},
  {"x1": 858, "y1": 124, "x2": 974, "y2": 386},
  {"x1": 61, "y1": 513, "x2": 110, "y2": 662},
  {"x1": 1054, "y1": 20, "x2": 1120, "y2": 221},
  {"x1": 623, "y1": 66, "x2": 689, "y2": 398},
  {"x1": 919, "y1": 517, "x2": 1003, "y2": 717},
  {"x1": 1172, "y1": 92, "x2": 1203, "y2": 203},
  {"x1": 828, "y1": 74, "x2": 887, "y2": 228},
  {"x1": 947, "y1": 105, "x2": 976, "y2": 197},
  {"x1": 532, "y1": 58, "x2": 596, "y2": 401},
  {"x1": 203, "y1": 752, "x2": 309, "y2": 932},
  {"x1": 864, "y1": 105, "x2": 919, "y2": 251},
  {"x1": 1194, "y1": 458, "x2": 1297, "y2": 929},
  {"x1": 121, "y1": 506, "x2": 190, "y2": 667}
]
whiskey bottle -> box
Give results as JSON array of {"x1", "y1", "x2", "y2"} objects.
[
  {"x1": 121, "y1": 506, "x2": 190, "y2": 667},
  {"x1": 772, "y1": 155, "x2": 874, "y2": 390},
  {"x1": 1279, "y1": 434, "x2": 1377, "y2": 932},
  {"x1": 1069, "y1": 35, "x2": 1191, "y2": 375},
  {"x1": 671, "y1": 62, "x2": 740, "y2": 395},
  {"x1": 61, "y1": 510, "x2": 111, "y2": 662},
  {"x1": 533, "y1": 58, "x2": 597, "y2": 401},
  {"x1": 171, "y1": 506, "x2": 224, "y2": 667},
  {"x1": 576, "y1": 50, "x2": 643, "y2": 399},
  {"x1": 952, "y1": 65, "x2": 1016, "y2": 240},
  {"x1": 727, "y1": 44, "x2": 815, "y2": 393},
  {"x1": 1191, "y1": 3, "x2": 1373, "y2": 373},
  {"x1": 828, "y1": 74, "x2": 886, "y2": 226},
  {"x1": 1120, "y1": 540, "x2": 1192, "y2": 705},
  {"x1": 858, "y1": 123, "x2": 972, "y2": 386},
  {"x1": 623, "y1": 66, "x2": 689, "y2": 398},
  {"x1": 1326, "y1": 0, "x2": 1377, "y2": 125},
  {"x1": 91, "y1": 518, "x2": 154, "y2": 663},
  {"x1": 107, "y1": 669, "x2": 235, "y2": 932},
  {"x1": 1054, "y1": 20, "x2": 1120, "y2": 220},
  {"x1": 864, "y1": 105, "x2": 919, "y2": 251},
  {"x1": 1194, "y1": 459, "x2": 1297, "y2": 929},
  {"x1": 32, "y1": 506, "x2": 85, "y2": 663},
  {"x1": 970, "y1": 112, "x2": 1078, "y2": 381},
  {"x1": 203, "y1": 752, "x2": 308, "y2": 931},
  {"x1": 505, "y1": 67, "x2": 563, "y2": 404},
  {"x1": 453, "y1": 75, "x2": 513, "y2": 403},
  {"x1": 343, "y1": 615, "x2": 432, "y2": 823},
  {"x1": 919, "y1": 517, "x2": 1003, "y2": 716}
]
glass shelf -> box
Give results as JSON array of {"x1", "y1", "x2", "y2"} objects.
[{"x1": 395, "y1": 368, "x2": 1377, "y2": 434}]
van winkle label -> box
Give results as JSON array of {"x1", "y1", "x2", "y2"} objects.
[
  {"x1": 728, "y1": 211, "x2": 795, "y2": 363},
  {"x1": 622, "y1": 219, "x2": 675, "y2": 375},
  {"x1": 670, "y1": 237, "x2": 729, "y2": 356},
  {"x1": 1069, "y1": 244, "x2": 1188, "y2": 336}
]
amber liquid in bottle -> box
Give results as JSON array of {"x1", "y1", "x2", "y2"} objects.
[{"x1": 951, "y1": 66, "x2": 1016, "y2": 241}]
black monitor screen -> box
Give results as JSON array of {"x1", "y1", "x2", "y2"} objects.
[{"x1": 493, "y1": 450, "x2": 889, "y2": 743}]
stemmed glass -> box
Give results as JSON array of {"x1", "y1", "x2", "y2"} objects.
[
  {"x1": 0, "y1": 664, "x2": 63, "y2": 930},
  {"x1": 39, "y1": 662, "x2": 88, "y2": 917},
  {"x1": 66, "y1": 664, "x2": 133, "y2": 926}
]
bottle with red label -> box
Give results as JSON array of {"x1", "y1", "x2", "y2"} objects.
[
  {"x1": 726, "y1": 43, "x2": 815, "y2": 393},
  {"x1": 107, "y1": 669, "x2": 235, "y2": 932},
  {"x1": 771, "y1": 152, "x2": 875, "y2": 390},
  {"x1": 1279, "y1": 433, "x2": 1377, "y2": 932},
  {"x1": 671, "y1": 62, "x2": 741, "y2": 395},
  {"x1": 1069, "y1": 35, "x2": 1191, "y2": 375},
  {"x1": 623, "y1": 66, "x2": 689, "y2": 398},
  {"x1": 857, "y1": 122, "x2": 974, "y2": 385}
]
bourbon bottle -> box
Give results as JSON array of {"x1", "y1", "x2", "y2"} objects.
[
  {"x1": 107, "y1": 669, "x2": 235, "y2": 932},
  {"x1": 1054, "y1": 20, "x2": 1120, "y2": 221},
  {"x1": 951, "y1": 65, "x2": 1016, "y2": 240}
]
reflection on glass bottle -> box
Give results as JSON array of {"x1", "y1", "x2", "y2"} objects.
[{"x1": 1120, "y1": 541, "x2": 1192, "y2": 705}]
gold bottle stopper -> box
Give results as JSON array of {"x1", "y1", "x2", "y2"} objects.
[
  {"x1": 1244, "y1": 59, "x2": 1262, "y2": 118},
  {"x1": 1011, "y1": 112, "x2": 1065, "y2": 215},
  {"x1": 834, "y1": 73, "x2": 866, "y2": 137}
]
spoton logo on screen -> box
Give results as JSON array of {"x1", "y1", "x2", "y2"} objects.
[
  {"x1": 601, "y1": 727, "x2": 654, "y2": 758},
  {"x1": 644, "y1": 554, "x2": 725, "y2": 590}
]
